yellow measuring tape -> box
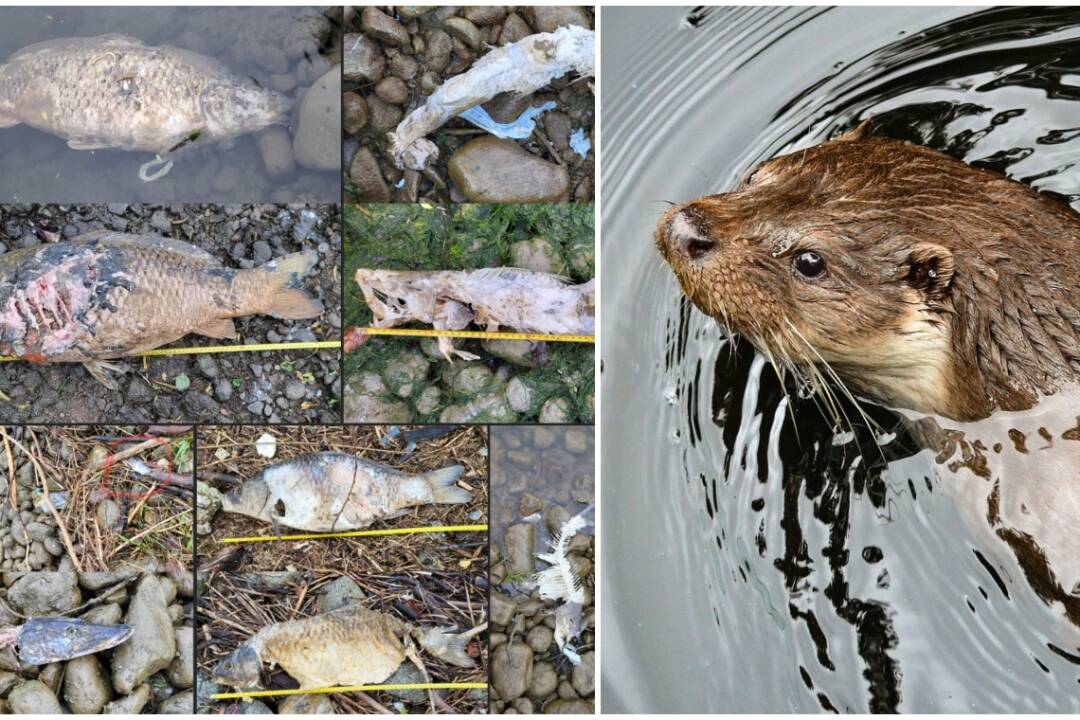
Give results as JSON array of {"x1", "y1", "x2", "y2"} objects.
[
  {"x1": 211, "y1": 682, "x2": 488, "y2": 700},
  {"x1": 0, "y1": 340, "x2": 339, "y2": 362},
  {"x1": 360, "y1": 327, "x2": 595, "y2": 343},
  {"x1": 220, "y1": 523, "x2": 488, "y2": 544}
]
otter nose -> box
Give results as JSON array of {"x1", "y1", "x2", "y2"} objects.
[{"x1": 663, "y1": 210, "x2": 717, "y2": 260}]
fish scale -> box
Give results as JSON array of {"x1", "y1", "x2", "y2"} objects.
[
  {"x1": 0, "y1": 34, "x2": 289, "y2": 152},
  {"x1": 0, "y1": 232, "x2": 322, "y2": 386}
]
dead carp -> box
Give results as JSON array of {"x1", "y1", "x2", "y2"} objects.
[
  {"x1": 220, "y1": 452, "x2": 471, "y2": 533},
  {"x1": 0, "y1": 616, "x2": 132, "y2": 665},
  {"x1": 355, "y1": 267, "x2": 595, "y2": 360},
  {"x1": 0, "y1": 232, "x2": 323, "y2": 388},
  {"x1": 211, "y1": 604, "x2": 475, "y2": 690},
  {"x1": 0, "y1": 33, "x2": 290, "y2": 153}
]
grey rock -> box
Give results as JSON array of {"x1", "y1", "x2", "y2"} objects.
[
  {"x1": 278, "y1": 693, "x2": 336, "y2": 713},
  {"x1": 293, "y1": 68, "x2": 341, "y2": 171},
  {"x1": 349, "y1": 147, "x2": 390, "y2": 202},
  {"x1": 527, "y1": 660, "x2": 558, "y2": 700},
  {"x1": 361, "y1": 7, "x2": 410, "y2": 46},
  {"x1": 490, "y1": 591, "x2": 515, "y2": 626},
  {"x1": 7, "y1": 569, "x2": 80, "y2": 615},
  {"x1": 448, "y1": 137, "x2": 569, "y2": 203},
  {"x1": 492, "y1": 642, "x2": 533, "y2": 701},
  {"x1": 344, "y1": 33, "x2": 385, "y2": 82},
  {"x1": 166, "y1": 626, "x2": 194, "y2": 688},
  {"x1": 503, "y1": 523, "x2": 536, "y2": 575},
  {"x1": 9, "y1": 680, "x2": 62, "y2": 713},
  {"x1": 63, "y1": 655, "x2": 112, "y2": 714},
  {"x1": 111, "y1": 575, "x2": 177, "y2": 694},
  {"x1": 317, "y1": 575, "x2": 366, "y2": 613},
  {"x1": 102, "y1": 684, "x2": 150, "y2": 714},
  {"x1": 157, "y1": 689, "x2": 194, "y2": 713}
]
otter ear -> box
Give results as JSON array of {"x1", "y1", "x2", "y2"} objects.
[
  {"x1": 905, "y1": 243, "x2": 954, "y2": 298},
  {"x1": 836, "y1": 118, "x2": 874, "y2": 142}
]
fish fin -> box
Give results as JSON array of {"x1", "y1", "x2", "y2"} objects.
[
  {"x1": 67, "y1": 139, "x2": 109, "y2": 151},
  {"x1": 261, "y1": 251, "x2": 324, "y2": 319},
  {"x1": 424, "y1": 464, "x2": 471, "y2": 504},
  {"x1": 72, "y1": 231, "x2": 222, "y2": 265},
  {"x1": 83, "y1": 360, "x2": 127, "y2": 390},
  {"x1": 416, "y1": 627, "x2": 475, "y2": 668},
  {"x1": 194, "y1": 318, "x2": 237, "y2": 340}
]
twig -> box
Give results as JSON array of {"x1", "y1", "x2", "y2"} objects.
[{"x1": 1, "y1": 430, "x2": 15, "y2": 512}]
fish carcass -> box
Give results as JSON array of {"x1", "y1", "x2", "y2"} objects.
[
  {"x1": 0, "y1": 616, "x2": 132, "y2": 665},
  {"x1": 355, "y1": 267, "x2": 595, "y2": 360},
  {"x1": 211, "y1": 604, "x2": 475, "y2": 691},
  {"x1": 220, "y1": 452, "x2": 471, "y2": 532},
  {"x1": 0, "y1": 34, "x2": 290, "y2": 152},
  {"x1": 0, "y1": 232, "x2": 323, "y2": 387}
]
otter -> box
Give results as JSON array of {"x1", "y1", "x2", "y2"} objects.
[
  {"x1": 655, "y1": 120, "x2": 1080, "y2": 423},
  {"x1": 655, "y1": 120, "x2": 1080, "y2": 629}
]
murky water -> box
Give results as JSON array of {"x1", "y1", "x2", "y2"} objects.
[
  {"x1": 491, "y1": 426, "x2": 594, "y2": 541},
  {"x1": 0, "y1": 7, "x2": 340, "y2": 203},
  {"x1": 601, "y1": 6, "x2": 1080, "y2": 713}
]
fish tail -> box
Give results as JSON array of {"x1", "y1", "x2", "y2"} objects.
[
  {"x1": 260, "y1": 250, "x2": 324, "y2": 320},
  {"x1": 423, "y1": 464, "x2": 471, "y2": 504},
  {"x1": 417, "y1": 627, "x2": 475, "y2": 668}
]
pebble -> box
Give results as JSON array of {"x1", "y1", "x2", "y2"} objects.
[
  {"x1": 157, "y1": 689, "x2": 194, "y2": 714},
  {"x1": 257, "y1": 127, "x2": 296, "y2": 178},
  {"x1": 349, "y1": 147, "x2": 391, "y2": 202},
  {"x1": 572, "y1": 651, "x2": 595, "y2": 696},
  {"x1": 344, "y1": 33, "x2": 385, "y2": 82},
  {"x1": 285, "y1": 380, "x2": 307, "y2": 401},
  {"x1": 528, "y1": 661, "x2": 558, "y2": 700},
  {"x1": 293, "y1": 68, "x2": 341, "y2": 171},
  {"x1": 366, "y1": 95, "x2": 403, "y2": 132},
  {"x1": 63, "y1": 655, "x2": 112, "y2": 714},
  {"x1": 500, "y1": 13, "x2": 533, "y2": 44},
  {"x1": 8, "y1": 569, "x2": 80, "y2": 614},
  {"x1": 149, "y1": 210, "x2": 172, "y2": 234},
  {"x1": 526, "y1": 6, "x2": 593, "y2": 32},
  {"x1": 442, "y1": 17, "x2": 483, "y2": 50},
  {"x1": 343, "y1": 92, "x2": 368, "y2": 135},
  {"x1": 361, "y1": 7, "x2": 410, "y2": 47},
  {"x1": 490, "y1": 591, "x2": 516, "y2": 626},
  {"x1": 492, "y1": 642, "x2": 533, "y2": 701},
  {"x1": 448, "y1": 137, "x2": 570, "y2": 203},
  {"x1": 421, "y1": 29, "x2": 452, "y2": 72},
  {"x1": 278, "y1": 693, "x2": 336, "y2": 714},
  {"x1": 503, "y1": 523, "x2": 536, "y2": 575},
  {"x1": 103, "y1": 684, "x2": 150, "y2": 714},
  {"x1": 8, "y1": 680, "x2": 63, "y2": 714},
  {"x1": 167, "y1": 627, "x2": 194, "y2": 688},
  {"x1": 112, "y1": 575, "x2": 177, "y2": 694},
  {"x1": 463, "y1": 6, "x2": 507, "y2": 25},
  {"x1": 375, "y1": 76, "x2": 409, "y2": 105}
]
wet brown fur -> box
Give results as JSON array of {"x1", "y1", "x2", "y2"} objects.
[{"x1": 656, "y1": 121, "x2": 1080, "y2": 422}]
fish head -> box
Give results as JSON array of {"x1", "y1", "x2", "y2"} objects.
[
  {"x1": 17, "y1": 617, "x2": 132, "y2": 665},
  {"x1": 212, "y1": 644, "x2": 262, "y2": 689},
  {"x1": 221, "y1": 475, "x2": 272, "y2": 521},
  {"x1": 200, "y1": 79, "x2": 291, "y2": 140},
  {"x1": 553, "y1": 602, "x2": 584, "y2": 650}
]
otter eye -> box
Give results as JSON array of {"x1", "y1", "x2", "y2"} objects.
[{"x1": 793, "y1": 251, "x2": 827, "y2": 279}]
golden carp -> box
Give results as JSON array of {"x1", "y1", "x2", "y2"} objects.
[
  {"x1": 220, "y1": 452, "x2": 471, "y2": 532},
  {"x1": 211, "y1": 604, "x2": 475, "y2": 691},
  {"x1": 0, "y1": 34, "x2": 289, "y2": 153},
  {"x1": 0, "y1": 232, "x2": 322, "y2": 388},
  {"x1": 355, "y1": 267, "x2": 595, "y2": 360}
]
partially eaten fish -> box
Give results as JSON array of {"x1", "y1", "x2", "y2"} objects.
[
  {"x1": 0, "y1": 232, "x2": 323, "y2": 388},
  {"x1": 211, "y1": 604, "x2": 475, "y2": 691},
  {"x1": 355, "y1": 267, "x2": 595, "y2": 360},
  {"x1": 220, "y1": 452, "x2": 471, "y2": 533}
]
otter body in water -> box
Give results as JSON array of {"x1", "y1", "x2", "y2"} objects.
[
  {"x1": 656, "y1": 121, "x2": 1080, "y2": 628},
  {"x1": 655, "y1": 121, "x2": 1080, "y2": 422}
]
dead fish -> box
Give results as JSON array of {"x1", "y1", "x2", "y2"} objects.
[
  {"x1": 0, "y1": 34, "x2": 290, "y2": 153},
  {"x1": 211, "y1": 604, "x2": 475, "y2": 691},
  {"x1": 0, "y1": 617, "x2": 132, "y2": 665},
  {"x1": 0, "y1": 231, "x2": 323, "y2": 388},
  {"x1": 355, "y1": 267, "x2": 595, "y2": 360},
  {"x1": 221, "y1": 452, "x2": 471, "y2": 532}
]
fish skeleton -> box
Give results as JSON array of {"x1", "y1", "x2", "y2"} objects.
[
  {"x1": 0, "y1": 616, "x2": 132, "y2": 665},
  {"x1": 533, "y1": 504, "x2": 593, "y2": 665},
  {"x1": 221, "y1": 452, "x2": 472, "y2": 533},
  {"x1": 0, "y1": 231, "x2": 323, "y2": 388},
  {"x1": 0, "y1": 33, "x2": 290, "y2": 153},
  {"x1": 355, "y1": 267, "x2": 595, "y2": 360},
  {"x1": 211, "y1": 604, "x2": 475, "y2": 690}
]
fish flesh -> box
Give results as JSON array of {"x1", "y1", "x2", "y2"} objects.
[
  {"x1": 221, "y1": 452, "x2": 471, "y2": 532},
  {"x1": 0, "y1": 34, "x2": 289, "y2": 153},
  {"x1": 388, "y1": 26, "x2": 595, "y2": 170},
  {"x1": 0, "y1": 232, "x2": 323, "y2": 388},
  {"x1": 0, "y1": 616, "x2": 132, "y2": 665},
  {"x1": 355, "y1": 267, "x2": 595, "y2": 360},
  {"x1": 211, "y1": 604, "x2": 474, "y2": 690}
]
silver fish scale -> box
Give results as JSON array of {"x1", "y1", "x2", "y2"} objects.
[{"x1": 0, "y1": 35, "x2": 289, "y2": 152}]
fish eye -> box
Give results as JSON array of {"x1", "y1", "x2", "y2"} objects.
[
  {"x1": 65, "y1": 627, "x2": 78, "y2": 638},
  {"x1": 793, "y1": 250, "x2": 827, "y2": 279}
]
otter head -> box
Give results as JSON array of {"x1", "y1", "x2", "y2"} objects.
[
  {"x1": 655, "y1": 122, "x2": 980, "y2": 420},
  {"x1": 212, "y1": 645, "x2": 262, "y2": 690}
]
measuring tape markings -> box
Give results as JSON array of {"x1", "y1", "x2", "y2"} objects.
[
  {"x1": 211, "y1": 682, "x2": 488, "y2": 700},
  {"x1": 220, "y1": 523, "x2": 489, "y2": 544}
]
